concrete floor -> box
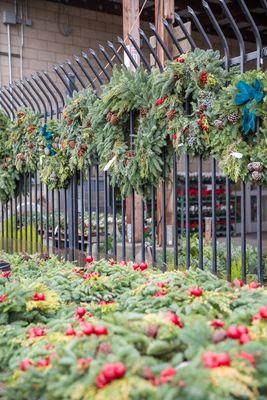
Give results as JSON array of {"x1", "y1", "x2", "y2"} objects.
[{"x1": 219, "y1": 233, "x2": 267, "y2": 252}]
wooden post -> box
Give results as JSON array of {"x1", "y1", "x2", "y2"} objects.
[
  {"x1": 122, "y1": 0, "x2": 142, "y2": 243},
  {"x1": 154, "y1": 0, "x2": 175, "y2": 245}
]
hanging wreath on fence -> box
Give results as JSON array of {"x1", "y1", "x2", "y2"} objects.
[
  {"x1": 153, "y1": 49, "x2": 229, "y2": 158},
  {"x1": 92, "y1": 67, "x2": 172, "y2": 197},
  {"x1": 209, "y1": 70, "x2": 267, "y2": 183},
  {"x1": 0, "y1": 111, "x2": 19, "y2": 202}
]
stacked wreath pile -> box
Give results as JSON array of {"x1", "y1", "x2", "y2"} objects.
[
  {"x1": 0, "y1": 110, "x2": 19, "y2": 202},
  {"x1": 153, "y1": 49, "x2": 229, "y2": 158},
  {"x1": 91, "y1": 67, "x2": 172, "y2": 197},
  {"x1": 209, "y1": 70, "x2": 267, "y2": 183}
]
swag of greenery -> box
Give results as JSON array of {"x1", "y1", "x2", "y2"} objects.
[
  {"x1": 91, "y1": 67, "x2": 172, "y2": 197},
  {"x1": 208, "y1": 70, "x2": 267, "y2": 183},
  {"x1": 0, "y1": 110, "x2": 20, "y2": 202}
]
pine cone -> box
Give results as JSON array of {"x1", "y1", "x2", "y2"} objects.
[
  {"x1": 251, "y1": 170, "x2": 263, "y2": 182},
  {"x1": 69, "y1": 140, "x2": 76, "y2": 149},
  {"x1": 110, "y1": 113, "x2": 119, "y2": 125},
  {"x1": 167, "y1": 109, "x2": 176, "y2": 120},
  {"x1": 28, "y1": 143, "x2": 34, "y2": 149},
  {"x1": 106, "y1": 111, "x2": 113, "y2": 122},
  {"x1": 251, "y1": 161, "x2": 263, "y2": 172},
  {"x1": 214, "y1": 119, "x2": 224, "y2": 129},
  {"x1": 80, "y1": 144, "x2": 88, "y2": 151},
  {"x1": 140, "y1": 107, "x2": 149, "y2": 118},
  {"x1": 227, "y1": 112, "x2": 239, "y2": 124}
]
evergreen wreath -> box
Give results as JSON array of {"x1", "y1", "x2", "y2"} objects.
[
  {"x1": 92, "y1": 67, "x2": 172, "y2": 197},
  {"x1": 8, "y1": 109, "x2": 41, "y2": 175},
  {"x1": 0, "y1": 111, "x2": 19, "y2": 202},
  {"x1": 153, "y1": 48, "x2": 229, "y2": 158},
  {"x1": 209, "y1": 70, "x2": 267, "y2": 183}
]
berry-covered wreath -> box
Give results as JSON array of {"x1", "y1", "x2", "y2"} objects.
[
  {"x1": 92, "y1": 67, "x2": 172, "y2": 197},
  {"x1": 153, "y1": 49, "x2": 229, "y2": 158},
  {"x1": 209, "y1": 70, "x2": 267, "y2": 183}
]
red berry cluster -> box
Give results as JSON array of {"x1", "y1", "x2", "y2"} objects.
[
  {"x1": 252, "y1": 305, "x2": 267, "y2": 323},
  {"x1": 145, "y1": 367, "x2": 176, "y2": 386},
  {"x1": 0, "y1": 294, "x2": 7, "y2": 303},
  {"x1": 63, "y1": 112, "x2": 73, "y2": 126},
  {"x1": 211, "y1": 319, "x2": 225, "y2": 329},
  {"x1": 155, "y1": 96, "x2": 168, "y2": 106},
  {"x1": 96, "y1": 362, "x2": 126, "y2": 388},
  {"x1": 85, "y1": 255, "x2": 94, "y2": 264},
  {"x1": 189, "y1": 287, "x2": 203, "y2": 297},
  {"x1": 165, "y1": 311, "x2": 184, "y2": 328},
  {"x1": 200, "y1": 71, "x2": 208, "y2": 85},
  {"x1": 1, "y1": 271, "x2": 11, "y2": 278},
  {"x1": 77, "y1": 357, "x2": 93, "y2": 370},
  {"x1": 176, "y1": 57, "x2": 185, "y2": 63},
  {"x1": 203, "y1": 351, "x2": 231, "y2": 368},
  {"x1": 132, "y1": 262, "x2": 148, "y2": 271},
  {"x1": 83, "y1": 271, "x2": 99, "y2": 280},
  {"x1": 20, "y1": 355, "x2": 54, "y2": 371},
  {"x1": 32, "y1": 292, "x2": 46, "y2": 301},
  {"x1": 197, "y1": 113, "x2": 209, "y2": 131},
  {"x1": 28, "y1": 326, "x2": 47, "y2": 339},
  {"x1": 226, "y1": 325, "x2": 251, "y2": 345}
]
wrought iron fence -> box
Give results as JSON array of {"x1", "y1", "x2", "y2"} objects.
[{"x1": 0, "y1": 0, "x2": 267, "y2": 282}]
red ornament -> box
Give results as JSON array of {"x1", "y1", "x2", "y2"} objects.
[
  {"x1": 85, "y1": 255, "x2": 94, "y2": 263},
  {"x1": 233, "y1": 279, "x2": 244, "y2": 288},
  {"x1": 97, "y1": 362, "x2": 126, "y2": 388},
  {"x1": 226, "y1": 325, "x2": 241, "y2": 339},
  {"x1": 160, "y1": 367, "x2": 176, "y2": 383},
  {"x1": 172, "y1": 133, "x2": 177, "y2": 140},
  {"x1": 259, "y1": 306, "x2": 267, "y2": 319},
  {"x1": 200, "y1": 71, "x2": 208, "y2": 85},
  {"x1": 239, "y1": 333, "x2": 252, "y2": 345},
  {"x1": 211, "y1": 319, "x2": 225, "y2": 329},
  {"x1": 37, "y1": 357, "x2": 51, "y2": 368},
  {"x1": 139, "y1": 262, "x2": 148, "y2": 271},
  {"x1": 28, "y1": 327, "x2": 47, "y2": 339},
  {"x1": 76, "y1": 307, "x2": 87, "y2": 318},
  {"x1": 82, "y1": 323, "x2": 95, "y2": 336},
  {"x1": 66, "y1": 324, "x2": 77, "y2": 336},
  {"x1": 133, "y1": 262, "x2": 140, "y2": 270},
  {"x1": 189, "y1": 287, "x2": 203, "y2": 297},
  {"x1": 120, "y1": 260, "x2": 128, "y2": 267},
  {"x1": 249, "y1": 281, "x2": 260, "y2": 289},
  {"x1": 94, "y1": 325, "x2": 108, "y2": 336},
  {"x1": 155, "y1": 96, "x2": 168, "y2": 106},
  {"x1": 203, "y1": 351, "x2": 231, "y2": 368},
  {"x1": 176, "y1": 57, "x2": 185, "y2": 63},
  {"x1": 33, "y1": 293, "x2": 46, "y2": 301}
]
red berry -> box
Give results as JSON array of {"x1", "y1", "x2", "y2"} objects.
[
  {"x1": 37, "y1": 358, "x2": 50, "y2": 368},
  {"x1": 217, "y1": 353, "x2": 231, "y2": 367},
  {"x1": 28, "y1": 327, "x2": 46, "y2": 339},
  {"x1": 249, "y1": 281, "x2": 260, "y2": 289},
  {"x1": 1, "y1": 271, "x2": 11, "y2": 278},
  {"x1": 189, "y1": 287, "x2": 203, "y2": 297},
  {"x1": 202, "y1": 351, "x2": 219, "y2": 368},
  {"x1": 239, "y1": 333, "x2": 252, "y2": 345},
  {"x1": 120, "y1": 260, "x2": 127, "y2": 266},
  {"x1": 113, "y1": 362, "x2": 126, "y2": 379},
  {"x1": 211, "y1": 319, "x2": 225, "y2": 329},
  {"x1": 238, "y1": 352, "x2": 256, "y2": 367},
  {"x1": 76, "y1": 307, "x2": 87, "y2": 318},
  {"x1": 109, "y1": 259, "x2": 116, "y2": 266},
  {"x1": 139, "y1": 262, "x2": 148, "y2": 271},
  {"x1": 20, "y1": 358, "x2": 33, "y2": 372},
  {"x1": 33, "y1": 293, "x2": 46, "y2": 301},
  {"x1": 176, "y1": 57, "x2": 185, "y2": 63},
  {"x1": 160, "y1": 367, "x2": 176, "y2": 383},
  {"x1": 85, "y1": 255, "x2": 94, "y2": 263},
  {"x1": 94, "y1": 325, "x2": 108, "y2": 336},
  {"x1": 172, "y1": 133, "x2": 177, "y2": 140},
  {"x1": 252, "y1": 313, "x2": 262, "y2": 323},
  {"x1": 0, "y1": 294, "x2": 7, "y2": 302},
  {"x1": 259, "y1": 306, "x2": 267, "y2": 319},
  {"x1": 82, "y1": 323, "x2": 95, "y2": 336},
  {"x1": 133, "y1": 262, "x2": 140, "y2": 270},
  {"x1": 226, "y1": 326, "x2": 241, "y2": 339},
  {"x1": 102, "y1": 364, "x2": 117, "y2": 381},
  {"x1": 165, "y1": 311, "x2": 184, "y2": 328},
  {"x1": 66, "y1": 324, "x2": 76, "y2": 336},
  {"x1": 96, "y1": 372, "x2": 108, "y2": 388},
  {"x1": 83, "y1": 273, "x2": 91, "y2": 280},
  {"x1": 238, "y1": 325, "x2": 249, "y2": 335},
  {"x1": 233, "y1": 279, "x2": 244, "y2": 288}
]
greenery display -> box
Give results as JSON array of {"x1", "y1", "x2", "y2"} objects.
[
  {"x1": 0, "y1": 253, "x2": 267, "y2": 399},
  {"x1": 0, "y1": 110, "x2": 19, "y2": 202},
  {"x1": 91, "y1": 67, "x2": 172, "y2": 197},
  {"x1": 209, "y1": 70, "x2": 267, "y2": 183}
]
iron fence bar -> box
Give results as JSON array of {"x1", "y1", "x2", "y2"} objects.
[
  {"x1": 99, "y1": 45, "x2": 115, "y2": 68},
  {"x1": 0, "y1": 90, "x2": 17, "y2": 116},
  {"x1": 107, "y1": 41, "x2": 125, "y2": 66},
  {"x1": 32, "y1": 75, "x2": 53, "y2": 119},
  {"x1": 38, "y1": 72, "x2": 59, "y2": 119},
  {"x1": 211, "y1": 158, "x2": 217, "y2": 274},
  {"x1": 10, "y1": 84, "x2": 28, "y2": 108},
  {"x1": 59, "y1": 64, "x2": 79, "y2": 92},
  {"x1": 54, "y1": 67, "x2": 73, "y2": 95},
  {"x1": 104, "y1": 170, "x2": 108, "y2": 258},
  {"x1": 82, "y1": 52, "x2": 104, "y2": 85},
  {"x1": 121, "y1": 198, "x2": 126, "y2": 261},
  {"x1": 24, "y1": 173, "x2": 28, "y2": 252},
  {"x1": 6, "y1": 87, "x2": 21, "y2": 109},
  {"x1": 29, "y1": 172, "x2": 33, "y2": 254},
  {"x1": 117, "y1": 36, "x2": 139, "y2": 69},
  {"x1": 131, "y1": 189, "x2": 135, "y2": 261},
  {"x1": 51, "y1": 189, "x2": 55, "y2": 251},
  {"x1": 151, "y1": 186, "x2": 156, "y2": 267},
  {"x1": 0, "y1": 98, "x2": 13, "y2": 119},
  {"x1": 141, "y1": 199, "x2": 145, "y2": 262},
  {"x1": 43, "y1": 71, "x2": 65, "y2": 109},
  {"x1": 163, "y1": 19, "x2": 184, "y2": 54},
  {"x1": 139, "y1": 29, "x2": 163, "y2": 71},
  {"x1": 74, "y1": 56, "x2": 97, "y2": 91},
  {"x1": 87, "y1": 166, "x2": 92, "y2": 256},
  {"x1": 10, "y1": 199, "x2": 13, "y2": 253},
  {"x1": 174, "y1": 12, "x2": 197, "y2": 50},
  {"x1": 5, "y1": 201, "x2": 8, "y2": 252},
  {"x1": 73, "y1": 172, "x2": 79, "y2": 259},
  {"x1": 66, "y1": 60, "x2": 86, "y2": 89},
  {"x1": 34, "y1": 172, "x2": 38, "y2": 251},
  {"x1": 1, "y1": 204, "x2": 4, "y2": 251},
  {"x1": 40, "y1": 181, "x2": 43, "y2": 251},
  {"x1": 14, "y1": 195, "x2": 17, "y2": 252},
  {"x1": 187, "y1": 6, "x2": 213, "y2": 49},
  {"x1": 80, "y1": 171, "x2": 85, "y2": 253},
  {"x1": 198, "y1": 155, "x2": 203, "y2": 270},
  {"x1": 173, "y1": 153, "x2": 178, "y2": 269},
  {"x1": 2, "y1": 88, "x2": 20, "y2": 110},
  {"x1": 149, "y1": 23, "x2": 173, "y2": 60},
  {"x1": 185, "y1": 154, "x2": 190, "y2": 269},
  {"x1": 14, "y1": 81, "x2": 36, "y2": 112},
  {"x1": 112, "y1": 185, "x2": 117, "y2": 259},
  {"x1": 63, "y1": 188, "x2": 68, "y2": 259},
  {"x1": 226, "y1": 177, "x2": 231, "y2": 281},
  {"x1": 26, "y1": 78, "x2": 48, "y2": 121},
  {"x1": 128, "y1": 34, "x2": 151, "y2": 71},
  {"x1": 46, "y1": 184, "x2": 49, "y2": 253},
  {"x1": 21, "y1": 81, "x2": 42, "y2": 114},
  {"x1": 57, "y1": 190, "x2": 61, "y2": 253},
  {"x1": 89, "y1": 48, "x2": 111, "y2": 80},
  {"x1": 19, "y1": 180, "x2": 22, "y2": 252},
  {"x1": 95, "y1": 164, "x2": 100, "y2": 259},
  {"x1": 161, "y1": 152, "x2": 167, "y2": 272}
]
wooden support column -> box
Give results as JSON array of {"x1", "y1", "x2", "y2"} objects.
[
  {"x1": 155, "y1": 0, "x2": 175, "y2": 246},
  {"x1": 123, "y1": 0, "x2": 142, "y2": 244}
]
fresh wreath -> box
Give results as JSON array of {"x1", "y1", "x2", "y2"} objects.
[
  {"x1": 208, "y1": 70, "x2": 267, "y2": 183},
  {"x1": 92, "y1": 66, "x2": 172, "y2": 197},
  {"x1": 8, "y1": 108, "x2": 41, "y2": 174},
  {"x1": 153, "y1": 48, "x2": 229, "y2": 158},
  {"x1": 0, "y1": 110, "x2": 19, "y2": 202}
]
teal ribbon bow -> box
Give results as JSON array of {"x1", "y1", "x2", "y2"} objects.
[
  {"x1": 41, "y1": 124, "x2": 56, "y2": 155},
  {"x1": 235, "y1": 78, "x2": 264, "y2": 135}
]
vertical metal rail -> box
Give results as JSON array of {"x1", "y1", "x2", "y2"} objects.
[
  {"x1": 173, "y1": 153, "x2": 178, "y2": 269},
  {"x1": 104, "y1": 171, "x2": 109, "y2": 258},
  {"x1": 10, "y1": 199, "x2": 13, "y2": 253},
  {"x1": 151, "y1": 186, "x2": 157, "y2": 267},
  {"x1": 64, "y1": 189, "x2": 68, "y2": 259},
  {"x1": 87, "y1": 167, "x2": 92, "y2": 257},
  {"x1": 29, "y1": 173, "x2": 33, "y2": 254},
  {"x1": 198, "y1": 156, "x2": 203, "y2": 269},
  {"x1": 40, "y1": 181, "x2": 44, "y2": 252},
  {"x1": 57, "y1": 190, "x2": 61, "y2": 254},
  {"x1": 51, "y1": 189, "x2": 55, "y2": 251},
  {"x1": 14, "y1": 196, "x2": 18, "y2": 253},
  {"x1": 34, "y1": 173, "x2": 38, "y2": 253},
  {"x1": 141, "y1": 199, "x2": 145, "y2": 262},
  {"x1": 211, "y1": 158, "x2": 217, "y2": 274},
  {"x1": 19, "y1": 180, "x2": 22, "y2": 252},
  {"x1": 80, "y1": 171, "x2": 85, "y2": 254},
  {"x1": 5, "y1": 201, "x2": 8, "y2": 252},
  {"x1": 46, "y1": 184, "x2": 49, "y2": 254},
  {"x1": 24, "y1": 173, "x2": 28, "y2": 252},
  {"x1": 95, "y1": 164, "x2": 100, "y2": 259},
  {"x1": 112, "y1": 186, "x2": 117, "y2": 259},
  {"x1": 161, "y1": 150, "x2": 167, "y2": 272},
  {"x1": 1, "y1": 205, "x2": 4, "y2": 251},
  {"x1": 226, "y1": 177, "x2": 232, "y2": 281},
  {"x1": 121, "y1": 198, "x2": 126, "y2": 261}
]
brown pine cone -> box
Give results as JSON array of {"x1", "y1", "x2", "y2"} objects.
[
  {"x1": 140, "y1": 107, "x2": 149, "y2": 118},
  {"x1": 69, "y1": 140, "x2": 76, "y2": 149},
  {"x1": 167, "y1": 109, "x2": 176, "y2": 120},
  {"x1": 106, "y1": 111, "x2": 113, "y2": 122},
  {"x1": 251, "y1": 170, "x2": 263, "y2": 182},
  {"x1": 80, "y1": 144, "x2": 88, "y2": 151},
  {"x1": 227, "y1": 113, "x2": 239, "y2": 124},
  {"x1": 77, "y1": 149, "x2": 85, "y2": 157},
  {"x1": 110, "y1": 113, "x2": 119, "y2": 125},
  {"x1": 28, "y1": 143, "x2": 34, "y2": 149}
]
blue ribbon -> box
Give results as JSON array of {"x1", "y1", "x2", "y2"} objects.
[
  {"x1": 235, "y1": 78, "x2": 264, "y2": 135},
  {"x1": 41, "y1": 124, "x2": 56, "y2": 155}
]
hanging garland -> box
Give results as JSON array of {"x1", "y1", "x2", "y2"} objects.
[
  {"x1": 153, "y1": 49, "x2": 229, "y2": 158},
  {"x1": 208, "y1": 70, "x2": 267, "y2": 183},
  {"x1": 0, "y1": 111, "x2": 19, "y2": 203},
  {"x1": 92, "y1": 66, "x2": 172, "y2": 197}
]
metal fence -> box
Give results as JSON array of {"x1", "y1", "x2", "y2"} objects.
[{"x1": 0, "y1": 0, "x2": 267, "y2": 282}]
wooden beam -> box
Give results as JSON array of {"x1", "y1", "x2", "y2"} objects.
[{"x1": 155, "y1": 0, "x2": 175, "y2": 64}]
